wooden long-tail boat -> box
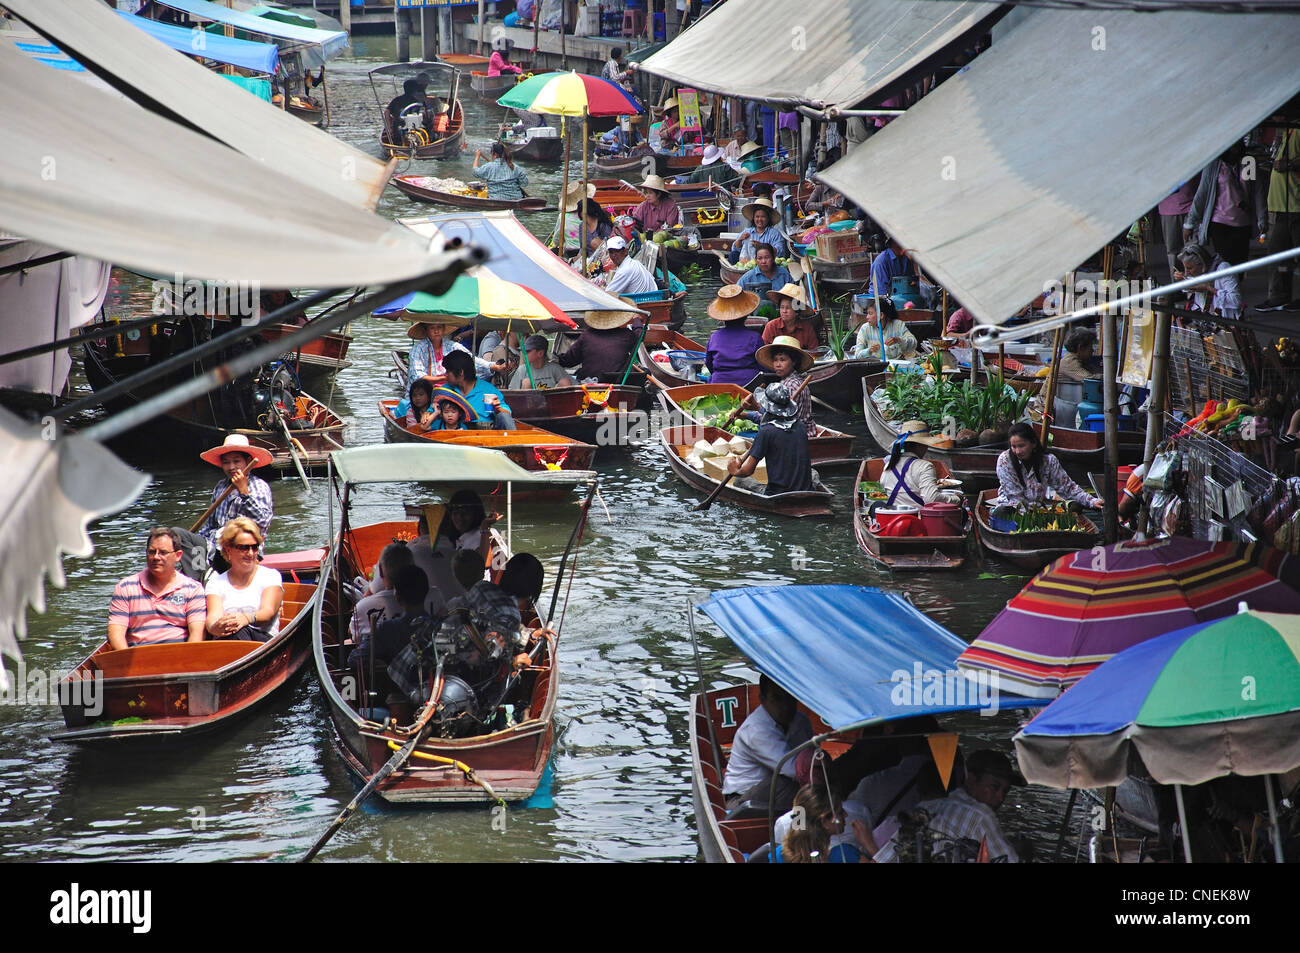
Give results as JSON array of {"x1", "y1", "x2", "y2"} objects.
[
  {"x1": 657, "y1": 381, "x2": 855, "y2": 467},
  {"x1": 312, "y1": 444, "x2": 595, "y2": 803},
  {"x1": 82, "y1": 323, "x2": 345, "y2": 474},
  {"x1": 379, "y1": 398, "x2": 597, "y2": 477},
  {"x1": 372, "y1": 62, "x2": 466, "y2": 160},
  {"x1": 469, "y1": 69, "x2": 527, "y2": 97},
  {"x1": 660, "y1": 425, "x2": 834, "y2": 517},
  {"x1": 852, "y1": 458, "x2": 969, "y2": 571},
  {"x1": 973, "y1": 488, "x2": 1102, "y2": 571},
  {"x1": 505, "y1": 128, "x2": 564, "y2": 162},
  {"x1": 51, "y1": 578, "x2": 321, "y2": 744},
  {"x1": 390, "y1": 174, "x2": 547, "y2": 211}
]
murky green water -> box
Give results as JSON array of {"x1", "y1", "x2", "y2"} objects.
[{"x1": 0, "y1": 36, "x2": 1075, "y2": 862}]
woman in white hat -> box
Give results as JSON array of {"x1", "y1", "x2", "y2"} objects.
[
  {"x1": 704, "y1": 285, "x2": 765, "y2": 386},
  {"x1": 673, "y1": 143, "x2": 737, "y2": 188},
  {"x1": 760, "y1": 283, "x2": 819, "y2": 351},
  {"x1": 197, "y1": 434, "x2": 275, "y2": 564},
  {"x1": 630, "y1": 174, "x2": 681, "y2": 235},
  {"x1": 729, "y1": 196, "x2": 787, "y2": 264}
]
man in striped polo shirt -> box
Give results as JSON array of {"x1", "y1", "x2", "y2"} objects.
[{"x1": 107, "y1": 527, "x2": 207, "y2": 650}]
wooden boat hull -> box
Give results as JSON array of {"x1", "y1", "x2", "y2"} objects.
[
  {"x1": 714, "y1": 251, "x2": 746, "y2": 285},
  {"x1": 638, "y1": 289, "x2": 687, "y2": 331},
  {"x1": 502, "y1": 383, "x2": 644, "y2": 446},
  {"x1": 379, "y1": 399, "x2": 598, "y2": 476},
  {"x1": 390, "y1": 174, "x2": 546, "y2": 210},
  {"x1": 660, "y1": 425, "x2": 835, "y2": 517},
  {"x1": 52, "y1": 581, "x2": 319, "y2": 744},
  {"x1": 312, "y1": 521, "x2": 558, "y2": 803},
  {"x1": 852, "y1": 459, "x2": 968, "y2": 571},
  {"x1": 973, "y1": 488, "x2": 1102, "y2": 571},
  {"x1": 507, "y1": 134, "x2": 564, "y2": 162},
  {"x1": 639, "y1": 327, "x2": 708, "y2": 389},
  {"x1": 657, "y1": 381, "x2": 855, "y2": 466},
  {"x1": 253, "y1": 322, "x2": 352, "y2": 382},
  {"x1": 469, "y1": 71, "x2": 523, "y2": 96},
  {"x1": 1046, "y1": 425, "x2": 1146, "y2": 467}
]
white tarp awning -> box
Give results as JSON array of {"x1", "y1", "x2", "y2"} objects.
[
  {"x1": 819, "y1": 7, "x2": 1300, "y2": 323},
  {"x1": 0, "y1": 38, "x2": 462, "y2": 286},
  {"x1": 0, "y1": 405, "x2": 150, "y2": 688},
  {"x1": 637, "y1": 0, "x2": 1001, "y2": 111},
  {"x1": 5, "y1": 0, "x2": 391, "y2": 212}
]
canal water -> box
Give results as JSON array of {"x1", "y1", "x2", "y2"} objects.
[{"x1": 0, "y1": 37, "x2": 1075, "y2": 862}]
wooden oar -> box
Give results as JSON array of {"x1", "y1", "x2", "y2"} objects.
[
  {"x1": 301, "y1": 671, "x2": 444, "y2": 863},
  {"x1": 189, "y1": 482, "x2": 236, "y2": 534},
  {"x1": 276, "y1": 413, "x2": 312, "y2": 492},
  {"x1": 693, "y1": 377, "x2": 811, "y2": 513}
]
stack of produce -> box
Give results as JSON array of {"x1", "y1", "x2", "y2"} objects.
[{"x1": 682, "y1": 394, "x2": 758, "y2": 434}]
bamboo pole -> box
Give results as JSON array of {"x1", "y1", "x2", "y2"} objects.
[
  {"x1": 1102, "y1": 307, "x2": 1120, "y2": 543},
  {"x1": 1040, "y1": 326, "x2": 1064, "y2": 444},
  {"x1": 581, "y1": 107, "x2": 590, "y2": 276}
]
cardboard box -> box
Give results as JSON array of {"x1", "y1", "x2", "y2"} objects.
[{"x1": 701, "y1": 453, "x2": 767, "y2": 485}]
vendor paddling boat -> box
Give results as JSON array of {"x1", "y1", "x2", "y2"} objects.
[
  {"x1": 379, "y1": 398, "x2": 597, "y2": 479},
  {"x1": 372, "y1": 62, "x2": 465, "y2": 160},
  {"x1": 660, "y1": 425, "x2": 834, "y2": 518},
  {"x1": 311, "y1": 444, "x2": 595, "y2": 805},
  {"x1": 973, "y1": 488, "x2": 1102, "y2": 571},
  {"x1": 749, "y1": 357, "x2": 885, "y2": 415},
  {"x1": 657, "y1": 381, "x2": 855, "y2": 467},
  {"x1": 852, "y1": 458, "x2": 969, "y2": 571},
  {"x1": 390, "y1": 174, "x2": 547, "y2": 211},
  {"x1": 52, "y1": 570, "x2": 323, "y2": 744}
]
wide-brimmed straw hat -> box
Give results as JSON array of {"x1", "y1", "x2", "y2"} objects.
[
  {"x1": 638, "y1": 173, "x2": 669, "y2": 195},
  {"x1": 737, "y1": 140, "x2": 761, "y2": 159},
  {"x1": 754, "y1": 382, "x2": 799, "y2": 420},
  {"x1": 429, "y1": 385, "x2": 478, "y2": 423},
  {"x1": 897, "y1": 419, "x2": 948, "y2": 449},
  {"x1": 706, "y1": 285, "x2": 760, "y2": 322},
  {"x1": 766, "y1": 282, "x2": 808, "y2": 309},
  {"x1": 756, "y1": 334, "x2": 815, "y2": 374},
  {"x1": 200, "y1": 433, "x2": 273, "y2": 469},
  {"x1": 405, "y1": 315, "x2": 463, "y2": 338},
  {"x1": 742, "y1": 197, "x2": 777, "y2": 224},
  {"x1": 564, "y1": 181, "x2": 598, "y2": 212},
  {"x1": 662, "y1": 96, "x2": 680, "y2": 112},
  {"x1": 584, "y1": 309, "x2": 635, "y2": 330}
]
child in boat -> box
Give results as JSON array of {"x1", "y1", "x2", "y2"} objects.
[
  {"x1": 403, "y1": 377, "x2": 437, "y2": 432},
  {"x1": 426, "y1": 386, "x2": 477, "y2": 431},
  {"x1": 728, "y1": 383, "x2": 814, "y2": 496}
]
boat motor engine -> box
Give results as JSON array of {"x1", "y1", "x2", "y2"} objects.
[
  {"x1": 433, "y1": 675, "x2": 482, "y2": 738},
  {"x1": 252, "y1": 361, "x2": 304, "y2": 431}
]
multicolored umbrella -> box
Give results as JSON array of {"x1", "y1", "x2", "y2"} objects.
[
  {"x1": 1014, "y1": 610, "x2": 1300, "y2": 788},
  {"x1": 374, "y1": 274, "x2": 576, "y2": 329},
  {"x1": 496, "y1": 71, "x2": 642, "y2": 117},
  {"x1": 957, "y1": 537, "x2": 1300, "y2": 698}
]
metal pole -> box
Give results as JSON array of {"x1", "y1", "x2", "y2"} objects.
[
  {"x1": 580, "y1": 108, "x2": 590, "y2": 276},
  {"x1": 1102, "y1": 307, "x2": 1119, "y2": 543},
  {"x1": 1264, "y1": 774, "x2": 1285, "y2": 865},
  {"x1": 1173, "y1": 783, "x2": 1194, "y2": 863}
]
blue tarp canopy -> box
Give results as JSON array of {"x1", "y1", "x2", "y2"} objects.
[
  {"x1": 698, "y1": 585, "x2": 1044, "y2": 730},
  {"x1": 120, "y1": 10, "x2": 279, "y2": 74},
  {"x1": 13, "y1": 40, "x2": 84, "y2": 71},
  {"x1": 151, "y1": 0, "x2": 349, "y2": 63}
]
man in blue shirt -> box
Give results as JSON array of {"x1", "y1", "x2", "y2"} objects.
[
  {"x1": 443, "y1": 350, "x2": 515, "y2": 429},
  {"x1": 869, "y1": 234, "x2": 917, "y2": 297}
]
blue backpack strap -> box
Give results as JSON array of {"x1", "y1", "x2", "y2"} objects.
[{"x1": 886, "y1": 456, "x2": 925, "y2": 507}]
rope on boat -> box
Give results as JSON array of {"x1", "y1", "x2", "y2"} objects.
[{"x1": 386, "y1": 740, "x2": 505, "y2": 807}]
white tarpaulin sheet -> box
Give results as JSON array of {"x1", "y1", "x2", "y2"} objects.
[
  {"x1": 0, "y1": 39, "x2": 461, "y2": 287},
  {"x1": 5, "y1": 0, "x2": 390, "y2": 212},
  {"x1": 638, "y1": 0, "x2": 1000, "y2": 109},
  {"x1": 819, "y1": 7, "x2": 1300, "y2": 323}
]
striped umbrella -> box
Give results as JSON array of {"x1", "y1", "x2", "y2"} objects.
[
  {"x1": 957, "y1": 537, "x2": 1300, "y2": 699},
  {"x1": 496, "y1": 71, "x2": 642, "y2": 117},
  {"x1": 374, "y1": 274, "x2": 576, "y2": 329}
]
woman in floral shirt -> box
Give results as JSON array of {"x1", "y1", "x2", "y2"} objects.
[{"x1": 995, "y1": 422, "x2": 1102, "y2": 509}]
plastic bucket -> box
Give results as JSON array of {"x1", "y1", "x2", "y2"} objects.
[
  {"x1": 1081, "y1": 378, "x2": 1104, "y2": 403},
  {"x1": 920, "y1": 502, "x2": 963, "y2": 538},
  {"x1": 873, "y1": 506, "x2": 922, "y2": 536}
]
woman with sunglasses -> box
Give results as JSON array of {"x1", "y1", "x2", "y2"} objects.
[{"x1": 204, "y1": 517, "x2": 284, "y2": 642}]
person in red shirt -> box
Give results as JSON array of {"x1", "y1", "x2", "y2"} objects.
[{"x1": 762, "y1": 283, "x2": 819, "y2": 351}]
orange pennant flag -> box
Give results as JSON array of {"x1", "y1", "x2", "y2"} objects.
[{"x1": 927, "y1": 732, "x2": 959, "y2": 791}]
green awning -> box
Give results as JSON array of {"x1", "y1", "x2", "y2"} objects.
[
  {"x1": 220, "y1": 73, "x2": 272, "y2": 101},
  {"x1": 331, "y1": 444, "x2": 597, "y2": 487}
]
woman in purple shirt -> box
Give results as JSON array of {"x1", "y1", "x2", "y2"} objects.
[{"x1": 704, "y1": 285, "x2": 765, "y2": 386}]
